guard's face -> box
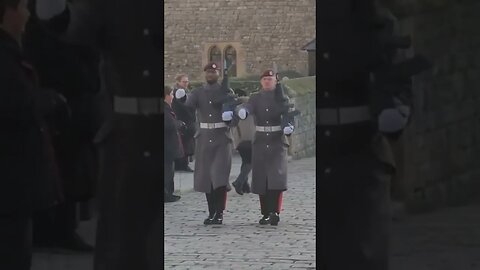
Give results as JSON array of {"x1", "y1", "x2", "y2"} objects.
[
  {"x1": 2, "y1": 0, "x2": 30, "y2": 34},
  {"x1": 178, "y1": 76, "x2": 189, "y2": 89},
  {"x1": 261, "y1": 76, "x2": 276, "y2": 91},
  {"x1": 205, "y1": 70, "x2": 219, "y2": 83}
]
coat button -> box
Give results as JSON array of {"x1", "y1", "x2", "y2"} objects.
[
  {"x1": 266, "y1": 120, "x2": 269, "y2": 124},
  {"x1": 325, "y1": 168, "x2": 331, "y2": 174},
  {"x1": 144, "y1": 151, "x2": 151, "y2": 157},
  {"x1": 324, "y1": 92, "x2": 329, "y2": 97},
  {"x1": 143, "y1": 28, "x2": 150, "y2": 36},
  {"x1": 323, "y1": 52, "x2": 330, "y2": 59},
  {"x1": 143, "y1": 70, "x2": 150, "y2": 77},
  {"x1": 209, "y1": 114, "x2": 212, "y2": 117},
  {"x1": 209, "y1": 101, "x2": 212, "y2": 104},
  {"x1": 265, "y1": 108, "x2": 269, "y2": 112},
  {"x1": 325, "y1": 130, "x2": 331, "y2": 136},
  {"x1": 266, "y1": 144, "x2": 269, "y2": 148},
  {"x1": 266, "y1": 133, "x2": 269, "y2": 136},
  {"x1": 209, "y1": 139, "x2": 212, "y2": 143}
]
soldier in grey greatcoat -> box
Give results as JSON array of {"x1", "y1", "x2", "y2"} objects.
[
  {"x1": 175, "y1": 62, "x2": 239, "y2": 225},
  {"x1": 237, "y1": 70, "x2": 295, "y2": 226}
]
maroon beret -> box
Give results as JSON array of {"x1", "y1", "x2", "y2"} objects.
[
  {"x1": 261, "y1": 69, "x2": 275, "y2": 78},
  {"x1": 204, "y1": 62, "x2": 219, "y2": 71}
]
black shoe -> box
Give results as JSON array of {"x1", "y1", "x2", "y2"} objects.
[
  {"x1": 204, "y1": 213, "x2": 214, "y2": 225},
  {"x1": 165, "y1": 194, "x2": 181, "y2": 203},
  {"x1": 211, "y1": 212, "x2": 223, "y2": 225},
  {"x1": 269, "y1": 212, "x2": 280, "y2": 226},
  {"x1": 55, "y1": 233, "x2": 94, "y2": 252},
  {"x1": 242, "y1": 182, "x2": 251, "y2": 193},
  {"x1": 232, "y1": 181, "x2": 244, "y2": 195},
  {"x1": 259, "y1": 215, "x2": 270, "y2": 225},
  {"x1": 176, "y1": 165, "x2": 194, "y2": 172}
]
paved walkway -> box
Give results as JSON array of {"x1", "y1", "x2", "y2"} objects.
[{"x1": 164, "y1": 156, "x2": 317, "y2": 269}]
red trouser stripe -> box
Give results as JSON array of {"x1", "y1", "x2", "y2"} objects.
[{"x1": 277, "y1": 192, "x2": 283, "y2": 212}]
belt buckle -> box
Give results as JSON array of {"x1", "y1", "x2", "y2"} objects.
[
  {"x1": 266, "y1": 127, "x2": 272, "y2": 132},
  {"x1": 208, "y1": 123, "x2": 214, "y2": 129}
]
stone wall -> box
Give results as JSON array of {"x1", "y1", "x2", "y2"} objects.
[
  {"x1": 284, "y1": 77, "x2": 316, "y2": 160},
  {"x1": 164, "y1": 0, "x2": 316, "y2": 82},
  {"x1": 387, "y1": 0, "x2": 480, "y2": 210}
]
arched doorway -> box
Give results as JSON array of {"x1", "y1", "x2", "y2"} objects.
[
  {"x1": 224, "y1": 46, "x2": 237, "y2": 77},
  {"x1": 208, "y1": 45, "x2": 222, "y2": 75}
]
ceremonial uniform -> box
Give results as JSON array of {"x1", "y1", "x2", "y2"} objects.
[
  {"x1": 238, "y1": 70, "x2": 296, "y2": 225},
  {"x1": 176, "y1": 62, "x2": 239, "y2": 225}
]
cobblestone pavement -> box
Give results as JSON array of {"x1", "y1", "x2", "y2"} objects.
[{"x1": 164, "y1": 157, "x2": 317, "y2": 269}]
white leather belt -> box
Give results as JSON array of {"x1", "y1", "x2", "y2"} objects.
[
  {"x1": 318, "y1": 106, "x2": 371, "y2": 125},
  {"x1": 200, "y1": 122, "x2": 227, "y2": 129},
  {"x1": 113, "y1": 96, "x2": 162, "y2": 115},
  {"x1": 256, "y1": 126, "x2": 282, "y2": 132}
]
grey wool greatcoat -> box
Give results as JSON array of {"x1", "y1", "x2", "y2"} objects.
[
  {"x1": 242, "y1": 90, "x2": 290, "y2": 195},
  {"x1": 183, "y1": 83, "x2": 238, "y2": 193}
]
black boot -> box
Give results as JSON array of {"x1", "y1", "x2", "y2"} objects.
[
  {"x1": 211, "y1": 212, "x2": 223, "y2": 225},
  {"x1": 203, "y1": 212, "x2": 215, "y2": 225},
  {"x1": 259, "y1": 194, "x2": 269, "y2": 225},
  {"x1": 269, "y1": 212, "x2": 280, "y2": 226},
  {"x1": 232, "y1": 181, "x2": 244, "y2": 195},
  {"x1": 259, "y1": 215, "x2": 270, "y2": 225},
  {"x1": 243, "y1": 182, "x2": 251, "y2": 194},
  {"x1": 211, "y1": 186, "x2": 226, "y2": 225},
  {"x1": 204, "y1": 192, "x2": 215, "y2": 225}
]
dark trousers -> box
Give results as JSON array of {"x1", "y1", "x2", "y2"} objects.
[
  {"x1": 259, "y1": 190, "x2": 283, "y2": 216},
  {"x1": 174, "y1": 156, "x2": 189, "y2": 170},
  {"x1": 33, "y1": 201, "x2": 77, "y2": 244},
  {"x1": 0, "y1": 214, "x2": 32, "y2": 270},
  {"x1": 164, "y1": 158, "x2": 175, "y2": 196},
  {"x1": 235, "y1": 142, "x2": 252, "y2": 186},
  {"x1": 318, "y1": 151, "x2": 391, "y2": 270},
  {"x1": 205, "y1": 185, "x2": 227, "y2": 215},
  {"x1": 94, "y1": 114, "x2": 163, "y2": 270}
]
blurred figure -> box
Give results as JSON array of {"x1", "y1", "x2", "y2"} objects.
[
  {"x1": 36, "y1": 0, "x2": 164, "y2": 268},
  {"x1": 172, "y1": 74, "x2": 196, "y2": 172},
  {"x1": 22, "y1": 0, "x2": 100, "y2": 252},
  {"x1": 164, "y1": 85, "x2": 184, "y2": 203},
  {"x1": 231, "y1": 96, "x2": 254, "y2": 195},
  {"x1": 0, "y1": 0, "x2": 65, "y2": 268}
]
